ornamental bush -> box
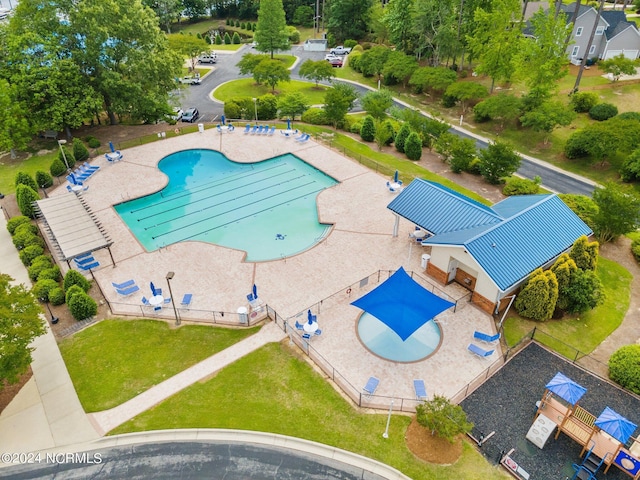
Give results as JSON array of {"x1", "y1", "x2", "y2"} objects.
[
  {"x1": 58, "y1": 145, "x2": 76, "y2": 169},
  {"x1": 32, "y1": 279, "x2": 59, "y2": 302},
  {"x1": 257, "y1": 94, "x2": 278, "y2": 120},
  {"x1": 360, "y1": 115, "x2": 375, "y2": 142},
  {"x1": 87, "y1": 138, "x2": 101, "y2": 148},
  {"x1": 48, "y1": 287, "x2": 66, "y2": 306},
  {"x1": 301, "y1": 107, "x2": 329, "y2": 125},
  {"x1": 502, "y1": 177, "x2": 541, "y2": 196},
  {"x1": 232, "y1": 32, "x2": 241, "y2": 44},
  {"x1": 404, "y1": 132, "x2": 423, "y2": 161},
  {"x1": 37, "y1": 266, "x2": 61, "y2": 283},
  {"x1": 589, "y1": 103, "x2": 618, "y2": 121},
  {"x1": 50, "y1": 157, "x2": 67, "y2": 177},
  {"x1": 608, "y1": 344, "x2": 640, "y2": 394},
  {"x1": 562, "y1": 269, "x2": 605, "y2": 314},
  {"x1": 224, "y1": 32, "x2": 231, "y2": 45},
  {"x1": 68, "y1": 292, "x2": 98, "y2": 321},
  {"x1": 6, "y1": 216, "x2": 31, "y2": 235},
  {"x1": 16, "y1": 184, "x2": 40, "y2": 218},
  {"x1": 35, "y1": 170, "x2": 53, "y2": 189},
  {"x1": 28, "y1": 256, "x2": 53, "y2": 281},
  {"x1": 632, "y1": 238, "x2": 640, "y2": 263},
  {"x1": 63, "y1": 269, "x2": 91, "y2": 293},
  {"x1": 72, "y1": 138, "x2": 90, "y2": 162},
  {"x1": 569, "y1": 92, "x2": 599, "y2": 113},
  {"x1": 12, "y1": 230, "x2": 39, "y2": 250},
  {"x1": 65, "y1": 284, "x2": 85, "y2": 304},
  {"x1": 14, "y1": 222, "x2": 39, "y2": 237},
  {"x1": 15, "y1": 171, "x2": 38, "y2": 192},
  {"x1": 224, "y1": 101, "x2": 242, "y2": 120},
  {"x1": 19, "y1": 245, "x2": 45, "y2": 267},
  {"x1": 569, "y1": 235, "x2": 599, "y2": 271},
  {"x1": 395, "y1": 123, "x2": 411, "y2": 154},
  {"x1": 350, "y1": 121, "x2": 362, "y2": 134},
  {"x1": 514, "y1": 268, "x2": 558, "y2": 321}
]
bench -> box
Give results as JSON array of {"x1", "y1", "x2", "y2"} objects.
[{"x1": 42, "y1": 130, "x2": 58, "y2": 140}]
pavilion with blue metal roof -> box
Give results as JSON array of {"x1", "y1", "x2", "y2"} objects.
[{"x1": 387, "y1": 179, "x2": 592, "y2": 313}]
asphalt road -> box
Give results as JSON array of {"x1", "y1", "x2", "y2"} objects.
[
  {"x1": 2, "y1": 441, "x2": 390, "y2": 479},
  {"x1": 179, "y1": 45, "x2": 596, "y2": 196}
]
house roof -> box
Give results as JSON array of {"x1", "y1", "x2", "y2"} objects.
[
  {"x1": 388, "y1": 181, "x2": 592, "y2": 292},
  {"x1": 559, "y1": 2, "x2": 597, "y2": 23},
  {"x1": 601, "y1": 11, "x2": 639, "y2": 40}
]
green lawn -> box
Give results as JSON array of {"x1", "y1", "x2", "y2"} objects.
[
  {"x1": 213, "y1": 78, "x2": 328, "y2": 104},
  {"x1": 502, "y1": 257, "x2": 632, "y2": 357},
  {"x1": 111, "y1": 342, "x2": 508, "y2": 480},
  {"x1": 59, "y1": 319, "x2": 260, "y2": 412},
  {"x1": 0, "y1": 151, "x2": 59, "y2": 196}
]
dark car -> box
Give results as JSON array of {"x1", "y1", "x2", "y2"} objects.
[{"x1": 182, "y1": 108, "x2": 199, "y2": 123}]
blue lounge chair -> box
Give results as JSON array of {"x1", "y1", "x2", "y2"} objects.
[
  {"x1": 77, "y1": 261, "x2": 99, "y2": 271},
  {"x1": 181, "y1": 293, "x2": 192, "y2": 307},
  {"x1": 116, "y1": 285, "x2": 140, "y2": 296},
  {"x1": 112, "y1": 279, "x2": 136, "y2": 289},
  {"x1": 66, "y1": 185, "x2": 73, "y2": 193},
  {"x1": 66, "y1": 175, "x2": 83, "y2": 186},
  {"x1": 75, "y1": 252, "x2": 93, "y2": 260},
  {"x1": 363, "y1": 376, "x2": 379, "y2": 397},
  {"x1": 267, "y1": 126, "x2": 276, "y2": 135},
  {"x1": 250, "y1": 125, "x2": 258, "y2": 135},
  {"x1": 243, "y1": 124, "x2": 251, "y2": 134},
  {"x1": 295, "y1": 134, "x2": 310, "y2": 143},
  {"x1": 83, "y1": 162, "x2": 99, "y2": 171},
  {"x1": 473, "y1": 331, "x2": 501, "y2": 343},
  {"x1": 164, "y1": 297, "x2": 172, "y2": 304},
  {"x1": 74, "y1": 256, "x2": 96, "y2": 266},
  {"x1": 413, "y1": 379, "x2": 427, "y2": 401},
  {"x1": 141, "y1": 296, "x2": 150, "y2": 306},
  {"x1": 467, "y1": 343, "x2": 494, "y2": 358},
  {"x1": 295, "y1": 321, "x2": 304, "y2": 330}
]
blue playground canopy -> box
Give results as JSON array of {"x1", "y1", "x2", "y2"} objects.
[
  {"x1": 545, "y1": 372, "x2": 587, "y2": 406},
  {"x1": 351, "y1": 267, "x2": 454, "y2": 341},
  {"x1": 595, "y1": 407, "x2": 638, "y2": 444}
]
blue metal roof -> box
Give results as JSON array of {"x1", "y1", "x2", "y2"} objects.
[{"x1": 390, "y1": 183, "x2": 593, "y2": 291}]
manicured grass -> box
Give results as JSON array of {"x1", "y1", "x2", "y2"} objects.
[
  {"x1": 59, "y1": 319, "x2": 260, "y2": 412},
  {"x1": 503, "y1": 257, "x2": 632, "y2": 357},
  {"x1": 0, "y1": 151, "x2": 59, "y2": 195},
  {"x1": 112, "y1": 343, "x2": 508, "y2": 480},
  {"x1": 213, "y1": 78, "x2": 328, "y2": 104}
]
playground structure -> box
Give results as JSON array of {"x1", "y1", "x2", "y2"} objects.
[{"x1": 531, "y1": 372, "x2": 640, "y2": 480}]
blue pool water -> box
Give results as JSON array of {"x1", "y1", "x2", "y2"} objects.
[
  {"x1": 357, "y1": 312, "x2": 442, "y2": 362},
  {"x1": 115, "y1": 149, "x2": 337, "y2": 261}
]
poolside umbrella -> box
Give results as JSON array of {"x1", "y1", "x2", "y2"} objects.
[
  {"x1": 307, "y1": 309, "x2": 313, "y2": 323},
  {"x1": 109, "y1": 141, "x2": 116, "y2": 153},
  {"x1": 150, "y1": 282, "x2": 157, "y2": 296},
  {"x1": 69, "y1": 173, "x2": 78, "y2": 185},
  {"x1": 545, "y1": 372, "x2": 587, "y2": 406},
  {"x1": 253, "y1": 284, "x2": 258, "y2": 299},
  {"x1": 221, "y1": 115, "x2": 226, "y2": 125},
  {"x1": 394, "y1": 170, "x2": 399, "y2": 183},
  {"x1": 595, "y1": 407, "x2": 638, "y2": 444},
  {"x1": 286, "y1": 118, "x2": 291, "y2": 130}
]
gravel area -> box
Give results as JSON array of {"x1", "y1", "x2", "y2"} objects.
[{"x1": 461, "y1": 342, "x2": 640, "y2": 480}]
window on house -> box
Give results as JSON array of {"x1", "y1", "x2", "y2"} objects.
[
  {"x1": 572, "y1": 46, "x2": 580, "y2": 57},
  {"x1": 589, "y1": 45, "x2": 596, "y2": 54},
  {"x1": 596, "y1": 26, "x2": 605, "y2": 35},
  {"x1": 576, "y1": 27, "x2": 583, "y2": 36}
]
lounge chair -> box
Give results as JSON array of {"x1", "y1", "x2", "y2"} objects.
[
  {"x1": 413, "y1": 379, "x2": 427, "y2": 401},
  {"x1": 74, "y1": 256, "x2": 96, "y2": 266},
  {"x1": 77, "y1": 260, "x2": 99, "y2": 271},
  {"x1": 112, "y1": 279, "x2": 136, "y2": 289},
  {"x1": 83, "y1": 162, "x2": 99, "y2": 171},
  {"x1": 295, "y1": 134, "x2": 310, "y2": 143},
  {"x1": 116, "y1": 285, "x2": 140, "y2": 296},
  {"x1": 363, "y1": 376, "x2": 380, "y2": 398},
  {"x1": 66, "y1": 185, "x2": 74, "y2": 193},
  {"x1": 302, "y1": 333, "x2": 311, "y2": 340},
  {"x1": 243, "y1": 124, "x2": 251, "y2": 134},
  {"x1": 473, "y1": 331, "x2": 501, "y2": 343},
  {"x1": 295, "y1": 321, "x2": 304, "y2": 330},
  {"x1": 163, "y1": 297, "x2": 172, "y2": 304},
  {"x1": 216, "y1": 125, "x2": 222, "y2": 133},
  {"x1": 267, "y1": 126, "x2": 276, "y2": 135},
  {"x1": 250, "y1": 125, "x2": 258, "y2": 135},
  {"x1": 467, "y1": 343, "x2": 494, "y2": 358},
  {"x1": 181, "y1": 293, "x2": 192, "y2": 307}
]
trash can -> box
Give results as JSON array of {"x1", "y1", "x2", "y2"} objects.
[
  {"x1": 237, "y1": 306, "x2": 248, "y2": 324},
  {"x1": 198, "y1": 123, "x2": 204, "y2": 133},
  {"x1": 421, "y1": 254, "x2": 431, "y2": 269}
]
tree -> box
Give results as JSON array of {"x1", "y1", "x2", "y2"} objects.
[
  {"x1": 0, "y1": 80, "x2": 32, "y2": 159},
  {"x1": 254, "y1": 0, "x2": 289, "y2": 59},
  {"x1": 298, "y1": 60, "x2": 336, "y2": 87},
  {"x1": 415, "y1": 395, "x2": 474, "y2": 443},
  {"x1": 609, "y1": 345, "x2": 640, "y2": 395},
  {"x1": 620, "y1": 148, "x2": 640, "y2": 182},
  {"x1": 405, "y1": 132, "x2": 423, "y2": 160},
  {"x1": 444, "y1": 82, "x2": 488, "y2": 113},
  {"x1": 63, "y1": 270, "x2": 91, "y2": 293},
  {"x1": 277, "y1": 92, "x2": 310, "y2": 120},
  {"x1": 409, "y1": 67, "x2": 457, "y2": 95},
  {"x1": 292, "y1": 6, "x2": 314, "y2": 27},
  {"x1": 237, "y1": 53, "x2": 270, "y2": 76},
  {"x1": 550, "y1": 253, "x2": 578, "y2": 312},
  {"x1": 563, "y1": 269, "x2": 605, "y2": 314},
  {"x1": 360, "y1": 116, "x2": 376, "y2": 142},
  {"x1": 477, "y1": 141, "x2": 521, "y2": 184},
  {"x1": 411, "y1": 0, "x2": 458, "y2": 66},
  {"x1": 382, "y1": 51, "x2": 418, "y2": 87},
  {"x1": 328, "y1": 0, "x2": 373, "y2": 42},
  {"x1": 514, "y1": 268, "x2": 558, "y2": 321},
  {"x1": 35, "y1": 171, "x2": 53, "y2": 190},
  {"x1": 569, "y1": 236, "x2": 599, "y2": 271},
  {"x1": 0, "y1": 274, "x2": 46, "y2": 386},
  {"x1": 600, "y1": 54, "x2": 638, "y2": 81},
  {"x1": 570, "y1": 92, "x2": 600, "y2": 113},
  {"x1": 360, "y1": 89, "x2": 393, "y2": 120},
  {"x1": 519, "y1": 100, "x2": 576, "y2": 144},
  {"x1": 358, "y1": 46, "x2": 391, "y2": 80},
  {"x1": 143, "y1": 0, "x2": 183, "y2": 33},
  {"x1": 72, "y1": 138, "x2": 90, "y2": 163},
  {"x1": 559, "y1": 194, "x2": 598, "y2": 231},
  {"x1": 383, "y1": 0, "x2": 415, "y2": 53},
  {"x1": 68, "y1": 292, "x2": 98, "y2": 321},
  {"x1": 16, "y1": 184, "x2": 40, "y2": 219},
  {"x1": 395, "y1": 123, "x2": 412, "y2": 153},
  {"x1": 592, "y1": 182, "x2": 640, "y2": 242},
  {"x1": 323, "y1": 83, "x2": 358, "y2": 128},
  {"x1": 15, "y1": 172, "x2": 39, "y2": 193},
  {"x1": 448, "y1": 138, "x2": 477, "y2": 174},
  {"x1": 253, "y1": 59, "x2": 290, "y2": 91},
  {"x1": 182, "y1": 0, "x2": 207, "y2": 20},
  {"x1": 473, "y1": 94, "x2": 523, "y2": 130},
  {"x1": 374, "y1": 120, "x2": 395, "y2": 150},
  {"x1": 167, "y1": 34, "x2": 210, "y2": 72}
]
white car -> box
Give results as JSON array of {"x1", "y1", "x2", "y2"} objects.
[
  {"x1": 329, "y1": 46, "x2": 352, "y2": 55},
  {"x1": 198, "y1": 53, "x2": 217, "y2": 64},
  {"x1": 179, "y1": 75, "x2": 201, "y2": 85},
  {"x1": 325, "y1": 53, "x2": 340, "y2": 61},
  {"x1": 170, "y1": 107, "x2": 183, "y2": 121}
]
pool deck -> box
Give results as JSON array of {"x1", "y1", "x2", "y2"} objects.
[{"x1": 50, "y1": 128, "x2": 500, "y2": 404}]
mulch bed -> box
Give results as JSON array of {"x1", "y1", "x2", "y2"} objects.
[{"x1": 461, "y1": 342, "x2": 640, "y2": 480}]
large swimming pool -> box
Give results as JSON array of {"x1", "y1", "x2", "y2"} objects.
[{"x1": 115, "y1": 149, "x2": 337, "y2": 261}]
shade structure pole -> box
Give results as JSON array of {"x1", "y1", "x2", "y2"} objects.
[{"x1": 392, "y1": 214, "x2": 399, "y2": 237}]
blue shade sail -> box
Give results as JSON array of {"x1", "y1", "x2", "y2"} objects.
[
  {"x1": 351, "y1": 267, "x2": 454, "y2": 341},
  {"x1": 595, "y1": 407, "x2": 638, "y2": 444},
  {"x1": 545, "y1": 372, "x2": 587, "y2": 406}
]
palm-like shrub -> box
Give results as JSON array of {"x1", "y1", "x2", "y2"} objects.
[{"x1": 404, "y1": 132, "x2": 423, "y2": 161}]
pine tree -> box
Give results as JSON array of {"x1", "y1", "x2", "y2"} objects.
[
  {"x1": 569, "y1": 235, "x2": 599, "y2": 271},
  {"x1": 254, "y1": 0, "x2": 290, "y2": 58},
  {"x1": 515, "y1": 268, "x2": 558, "y2": 321},
  {"x1": 360, "y1": 115, "x2": 375, "y2": 142},
  {"x1": 395, "y1": 123, "x2": 411, "y2": 153},
  {"x1": 404, "y1": 132, "x2": 423, "y2": 161}
]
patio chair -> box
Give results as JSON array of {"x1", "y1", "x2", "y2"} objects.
[
  {"x1": 295, "y1": 320, "x2": 304, "y2": 330},
  {"x1": 467, "y1": 343, "x2": 494, "y2": 358},
  {"x1": 116, "y1": 285, "x2": 140, "y2": 296},
  {"x1": 181, "y1": 293, "x2": 192, "y2": 307},
  {"x1": 154, "y1": 288, "x2": 162, "y2": 296},
  {"x1": 112, "y1": 279, "x2": 136, "y2": 289},
  {"x1": 243, "y1": 124, "x2": 251, "y2": 134},
  {"x1": 314, "y1": 329, "x2": 322, "y2": 336},
  {"x1": 473, "y1": 331, "x2": 501, "y2": 344},
  {"x1": 302, "y1": 332, "x2": 311, "y2": 340},
  {"x1": 141, "y1": 296, "x2": 150, "y2": 306},
  {"x1": 267, "y1": 126, "x2": 276, "y2": 135},
  {"x1": 105, "y1": 151, "x2": 123, "y2": 163},
  {"x1": 413, "y1": 379, "x2": 427, "y2": 401},
  {"x1": 363, "y1": 376, "x2": 380, "y2": 398},
  {"x1": 163, "y1": 297, "x2": 172, "y2": 304}
]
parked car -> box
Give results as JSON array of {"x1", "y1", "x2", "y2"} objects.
[
  {"x1": 327, "y1": 57, "x2": 343, "y2": 68},
  {"x1": 198, "y1": 53, "x2": 217, "y2": 64},
  {"x1": 179, "y1": 75, "x2": 201, "y2": 85},
  {"x1": 170, "y1": 107, "x2": 183, "y2": 122},
  {"x1": 329, "y1": 46, "x2": 351, "y2": 55},
  {"x1": 182, "y1": 108, "x2": 199, "y2": 123},
  {"x1": 325, "y1": 53, "x2": 340, "y2": 61}
]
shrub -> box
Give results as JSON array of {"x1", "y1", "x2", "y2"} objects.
[
  {"x1": 348, "y1": 52, "x2": 362, "y2": 72},
  {"x1": 257, "y1": 93, "x2": 278, "y2": 120},
  {"x1": 416, "y1": 395, "x2": 474, "y2": 443},
  {"x1": 28, "y1": 256, "x2": 53, "y2": 281},
  {"x1": 285, "y1": 26, "x2": 300, "y2": 43},
  {"x1": 569, "y1": 92, "x2": 599, "y2": 113},
  {"x1": 569, "y1": 235, "x2": 598, "y2": 271},
  {"x1": 350, "y1": 121, "x2": 362, "y2": 134},
  {"x1": 58, "y1": 145, "x2": 76, "y2": 169},
  {"x1": 38, "y1": 266, "x2": 61, "y2": 283},
  {"x1": 63, "y1": 269, "x2": 91, "y2": 293},
  {"x1": 65, "y1": 284, "x2": 85, "y2": 304},
  {"x1": 405, "y1": 132, "x2": 423, "y2": 161},
  {"x1": 13, "y1": 221, "x2": 38, "y2": 237},
  {"x1": 514, "y1": 268, "x2": 558, "y2": 321},
  {"x1": 589, "y1": 103, "x2": 618, "y2": 121},
  {"x1": 502, "y1": 177, "x2": 541, "y2": 196},
  {"x1": 35, "y1": 170, "x2": 53, "y2": 189},
  {"x1": 68, "y1": 292, "x2": 98, "y2": 321},
  {"x1": 32, "y1": 279, "x2": 59, "y2": 302},
  {"x1": 19, "y1": 244, "x2": 45, "y2": 267},
  {"x1": 608, "y1": 344, "x2": 640, "y2": 394},
  {"x1": 215, "y1": 34, "x2": 222, "y2": 45},
  {"x1": 473, "y1": 102, "x2": 492, "y2": 123},
  {"x1": 617, "y1": 111, "x2": 640, "y2": 121},
  {"x1": 562, "y1": 269, "x2": 605, "y2": 313},
  {"x1": 344, "y1": 39, "x2": 357, "y2": 49},
  {"x1": 395, "y1": 123, "x2": 412, "y2": 154},
  {"x1": 467, "y1": 157, "x2": 482, "y2": 175},
  {"x1": 232, "y1": 32, "x2": 241, "y2": 44},
  {"x1": 87, "y1": 137, "x2": 101, "y2": 148},
  {"x1": 632, "y1": 238, "x2": 640, "y2": 263},
  {"x1": 12, "y1": 230, "x2": 39, "y2": 250},
  {"x1": 620, "y1": 148, "x2": 640, "y2": 182},
  {"x1": 240, "y1": 22, "x2": 246, "y2": 30},
  {"x1": 50, "y1": 157, "x2": 67, "y2": 177},
  {"x1": 72, "y1": 138, "x2": 90, "y2": 162},
  {"x1": 564, "y1": 131, "x2": 590, "y2": 159},
  {"x1": 235, "y1": 19, "x2": 240, "y2": 27},
  {"x1": 224, "y1": 101, "x2": 242, "y2": 120},
  {"x1": 441, "y1": 93, "x2": 457, "y2": 108},
  {"x1": 224, "y1": 32, "x2": 231, "y2": 44},
  {"x1": 301, "y1": 107, "x2": 329, "y2": 125},
  {"x1": 15, "y1": 171, "x2": 38, "y2": 192},
  {"x1": 49, "y1": 287, "x2": 66, "y2": 306},
  {"x1": 6, "y1": 216, "x2": 32, "y2": 235},
  {"x1": 226, "y1": 18, "x2": 230, "y2": 25},
  {"x1": 360, "y1": 115, "x2": 375, "y2": 142}
]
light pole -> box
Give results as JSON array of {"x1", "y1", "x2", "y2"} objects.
[
  {"x1": 40, "y1": 298, "x2": 59, "y2": 324},
  {"x1": 166, "y1": 271, "x2": 180, "y2": 326},
  {"x1": 252, "y1": 97, "x2": 258, "y2": 122},
  {"x1": 57, "y1": 139, "x2": 70, "y2": 171},
  {"x1": 382, "y1": 397, "x2": 394, "y2": 439}
]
